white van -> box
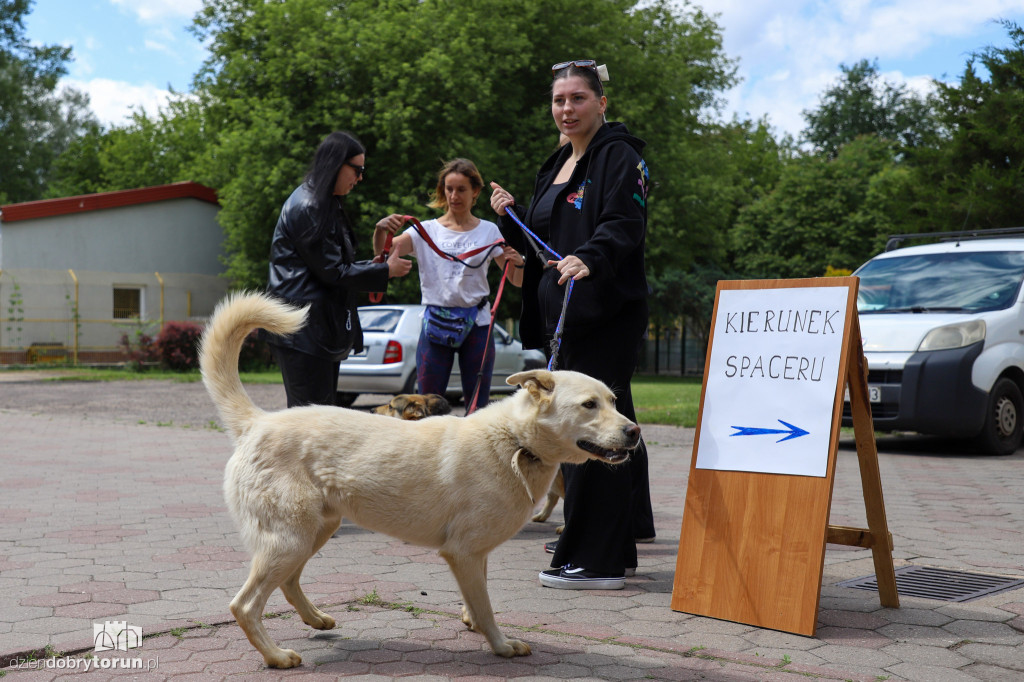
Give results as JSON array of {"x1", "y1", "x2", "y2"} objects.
[{"x1": 845, "y1": 229, "x2": 1024, "y2": 455}]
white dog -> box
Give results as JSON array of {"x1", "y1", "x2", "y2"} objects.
[{"x1": 199, "y1": 292, "x2": 640, "y2": 668}]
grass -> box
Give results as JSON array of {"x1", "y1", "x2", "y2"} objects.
[
  {"x1": 2, "y1": 366, "x2": 703, "y2": 428},
  {"x1": 632, "y1": 375, "x2": 702, "y2": 428}
]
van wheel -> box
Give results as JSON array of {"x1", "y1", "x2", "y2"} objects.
[
  {"x1": 336, "y1": 392, "x2": 358, "y2": 408},
  {"x1": 977, "y1": 378, "x2": 1023, "y2": 455}
]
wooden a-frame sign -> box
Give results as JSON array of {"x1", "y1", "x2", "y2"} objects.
[{"x1": 670, "y1": 277, "x2": 899, "y2": 636}]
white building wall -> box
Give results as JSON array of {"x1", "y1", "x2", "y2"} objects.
[
  {"x1": 0, "y1": 197, "x2": 230, "y2": 361},
  {"x1": 1, "y1": 198, "x2": 224, "y2": 274}
]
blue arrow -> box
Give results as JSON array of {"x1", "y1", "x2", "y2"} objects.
[{"x1": 729, "y1": 420, "x2": 809, "y2": 442}]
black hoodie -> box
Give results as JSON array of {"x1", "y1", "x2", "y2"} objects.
[{"x1": 498, "y1": 121, "x2": 650, "y2": 349}]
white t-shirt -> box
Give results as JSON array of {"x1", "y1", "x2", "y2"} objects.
[{"x1": 404, "y1": 218, "x2": 504, "y2": 326}]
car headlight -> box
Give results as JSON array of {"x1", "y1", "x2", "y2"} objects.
[{"x1": 918, "y1": 320, "x2": 986, "y2": 351}]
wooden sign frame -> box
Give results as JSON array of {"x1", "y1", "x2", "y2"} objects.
[{"x1": 670, "y1": 277, "x2": 898, "y2": 636}]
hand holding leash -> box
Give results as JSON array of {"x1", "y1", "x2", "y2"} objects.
[
  {"x1": 489, "y1": 181, "x2": 515, "y2": 216},
  {"x1": 373, "y1": 214, "x2": 406, "y2": 261},
  {"x1": 551, "y1": 255, "x2": 590, "y2": 284},
  {"x1": 386, "y1": 249, "x2": 412, "y2": 279},
  {"x1": 371, "y1": 214, "x2": 409, "y2": 301}
]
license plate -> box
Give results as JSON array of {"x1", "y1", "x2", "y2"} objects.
[{"x1": 844, "y1": 386, "x2": 881, "y2": 403}]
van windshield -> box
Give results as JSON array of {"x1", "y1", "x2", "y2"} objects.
[{"x1": 856, "y1": 251, "x2": 1024, "y2": 314}]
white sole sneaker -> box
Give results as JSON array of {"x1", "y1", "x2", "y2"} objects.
[{"x1": 539, "y1": 566, "x2": 625, "y2": 590}]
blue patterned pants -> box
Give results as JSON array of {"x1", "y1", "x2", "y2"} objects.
[{"x1": 416, "y1": 323, "x2": 495, "y2": 408}]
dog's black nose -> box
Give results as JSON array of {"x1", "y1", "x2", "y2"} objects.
[{"x1": 624, "y1": 423, "x2": 641, "y2": 446}]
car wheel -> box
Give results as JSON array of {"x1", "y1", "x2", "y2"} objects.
[
  {"x1": 976, "y1": 377, "x2": 1023, "y2": 455},
  {"x1": 336, "y1": 392, "x2": 359, "y2": 408}
]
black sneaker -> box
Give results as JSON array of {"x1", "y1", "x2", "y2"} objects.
[
  {"x1": 539, "y1": 565, "x2": 625, "y2": 590},
  {"x1": 544, "y1": 542, "x2": 636, "y2": 577}
]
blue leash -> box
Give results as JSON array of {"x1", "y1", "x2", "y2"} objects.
[{"x1": 502, "y1": 208, "x2": 574, "y2": 371}]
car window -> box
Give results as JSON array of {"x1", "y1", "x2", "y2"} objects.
[
  {"x1": 358, "y1": 308, "x2": 404, "y2": 332},
  {"x1": 856, "y1": 251, "x2": 1024, "y2": 313}
]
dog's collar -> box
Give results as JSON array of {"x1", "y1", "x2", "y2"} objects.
[
  {"x1": 516, "y1": 447, "x2": 539, "y2": 462},
  {"x1": 511, "y1": 447, "x2": 537, "y2": 505}
]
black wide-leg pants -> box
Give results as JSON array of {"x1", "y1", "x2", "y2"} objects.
[{"x1": 549, "y1": 300, "x2": 655, "y2": 574}]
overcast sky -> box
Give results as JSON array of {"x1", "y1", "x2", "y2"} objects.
[{"x1": 24, "y1": 0, "x2": 1024, "y2": 140}]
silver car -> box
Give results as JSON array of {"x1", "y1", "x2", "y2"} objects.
[{"x1": 337, "y1": 304, "x2": 546, "y2": 406}]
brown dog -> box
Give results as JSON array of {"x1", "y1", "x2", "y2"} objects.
[
  {"x1": 199, "y1": 293, "x2": 640, "y2": 667},
  {"x1": 372, "y1": 393, "x2": 451, "y2": 420}
]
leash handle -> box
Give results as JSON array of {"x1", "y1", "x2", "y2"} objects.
[{"x1": 368, "y1": 231, "x2": 394, "y2": 304}]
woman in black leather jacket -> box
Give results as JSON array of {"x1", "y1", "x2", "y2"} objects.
[{"x1": 267, "y1": 131, "x2": 412, "y2": 407}]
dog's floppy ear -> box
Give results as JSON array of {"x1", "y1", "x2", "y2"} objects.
[
  {"x1": 390, "y1": 394, "x2": 413, "y2": 412},
  {"x1": 507, "y1": 369, "x2": 556, "y2": 398},
  {"x1": 425, "y1": 394, "x2": 452, "y2": 416}
]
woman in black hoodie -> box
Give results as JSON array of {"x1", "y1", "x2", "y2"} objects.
[{"x1": 490, "y1": 60, "x2": 654, "y2": 590}]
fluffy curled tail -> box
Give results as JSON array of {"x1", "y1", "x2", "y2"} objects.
[{"x1": 199, "y1": 292, "x2": 307, "y2": 438}]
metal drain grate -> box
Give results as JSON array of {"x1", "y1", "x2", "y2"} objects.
[{"x1": 838, "y1": 565, "x2": 1024, "y2": 602}]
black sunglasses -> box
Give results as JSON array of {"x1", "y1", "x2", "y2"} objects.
[
  {"x1": 345, "y1": 162, "x2": 365, "y2": 178},
  {"x1": 551, "y1": 59, "x2": 597, "y2": 75}
]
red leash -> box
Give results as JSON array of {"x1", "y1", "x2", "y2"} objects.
[
  {"x1": 369, "y1": 215, "x2": 506, "y2": 303},
  {"x1": 369, "y1": 231, "x2": 394, "y2": 303},
  {"x1": 466, "y1": 259, "x2": 513, "y2": 415},
  {"x1": 403, "y1": 215, "x2": 506, "y2": 266},
  {"x1": 368, "y1": 214, "x2": 514, "y2": 413}
]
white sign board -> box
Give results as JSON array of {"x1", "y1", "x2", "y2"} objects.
[{"x1": 695, "y1": 286, "x2": 850, "y2": 477}]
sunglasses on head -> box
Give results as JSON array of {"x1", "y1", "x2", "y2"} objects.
[
  {"x1": 551, "y1": 59, "x2": 597, "y2": 75},
  {"x1": 346, "y1": 162, "x2": 365, "y2": 178}
]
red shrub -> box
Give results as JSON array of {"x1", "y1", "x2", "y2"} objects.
[{"x1": 156, "y1": 321, "x2": 203, "y2": 372}]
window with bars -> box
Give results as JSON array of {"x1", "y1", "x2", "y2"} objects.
[{"x1": 113, "y1": 287, "x2": 142, "y2": 319}]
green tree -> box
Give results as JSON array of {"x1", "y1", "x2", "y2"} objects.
[
  {"x1": 0, "y1": 0, "x2": 97, "y2": 203},
  {"x1": 48, "y1": 97, "x2": 209, "y2": 197},
  {"x1": 729, "y1": 135, "x2": 899, "y2": 278},
  {"x1": 642, "y1": 116, "x2": 786, "y2": 344},
  {"x1": 185, "y1": 0, "x2": 739, "y2": 289},
  {"x1": 904, "y1": 20, "x2": 1024, "y2": 232},
  {"x1": 801, "y1": 59, "x2": 941, "y2": 160}
]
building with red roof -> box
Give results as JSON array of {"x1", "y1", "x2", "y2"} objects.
[{"x1": 0, "y1": 182, "x2": 227, "y2": 364}]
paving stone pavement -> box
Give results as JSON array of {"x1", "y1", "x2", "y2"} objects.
[{"x1": 0, "y1": 376, "x2": 1022, "y2": 680}]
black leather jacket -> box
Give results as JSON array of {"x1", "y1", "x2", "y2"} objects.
[{"x1": 267, "y1": 184, "x2": 388, "y2": 360}]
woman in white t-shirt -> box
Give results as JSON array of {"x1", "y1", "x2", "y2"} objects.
[{"x1": 374, "y1": 158, "x2": 523, "y2": 408}]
